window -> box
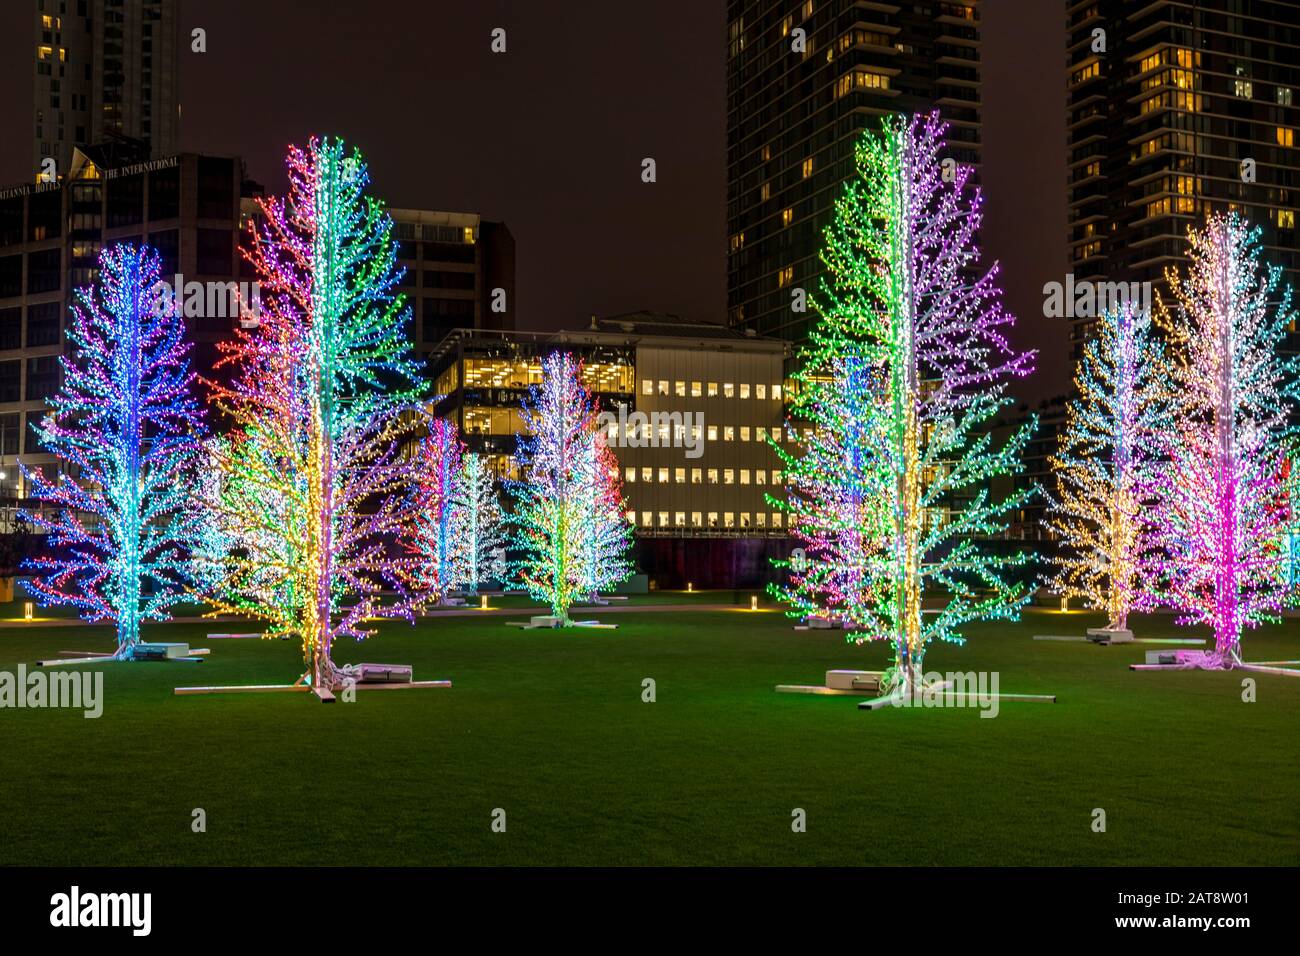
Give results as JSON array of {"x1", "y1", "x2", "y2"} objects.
[
  {"x1": 641, "y1": 467, "x2": 652, "y2": 483},
  {"x1": 658, "y1": 512, "x2": 669, "y2": 527},
  {"x1": 724, "y1": 469, "x2": 734, "y2": 485},
  {"x1": 657, "y1": 468, "x2": 668, "y2": 483},
  {"x1": 801, "y1": 157, "x2": 813, "y2": 179},
  {"x1": 25, "y1": 302, "x2": 60, "y2": 347},
  {"x1": 674, "y1": 512, "x2": 685, "y2": 527},
  {"x1": 0, "y1": 362, "x2": 20, "y2": 403},
  {"x1": 724, "y1": 426, "x2": 734, "y2": 441},
  {"x1": 760, "y1": 182, "x2": 771, "y2": 202},
  {"x1": 740, "y1": 383, "x2": 750, "y2": 399},
  {"x1": 625, "y1": 467, "x2": 636, "y2": 483},
  {"x1": 26, "y1": 355, "x2": 60, "y2": 401},
  {"x1": 641, "y1": 511, "x2": 652, "y2": 527},
  {"x1": 773, "y1": 384, "x2": 782, "y2": 400},
  {"x1": 641, "y1": 379, "x2": 653, "y2": 395},
  {"x1": 708, "y1": 512, "x2": 718, "y2": 528},
  {"x1": 707, "y1": 382, "x2": 718, "y2": 397},
  {"x1": 740, "y1": 470, "x2": 750, "y2": 485},
  {"x1": 724, "y1": 513, "x2": 735, "y2": 528},
  {"x1": 740, "y1": 427, "x2": 751, "y2": 441},
  {"x1": 772, "y1": 513, "x2": 783, "y2": 528},
  {"x1": 707, "y1": 469, "x2": 718, "y2": 484},
  {"x1": 1279, "y1": 127, "x2": 1295, "y2": 148},
  {"x1": 707, "y1": 425, "x2": 718, "y2": 441},
  {"x1": 756, "y1": 383, "x2": 766, "y2": 399},
  {"x1": 777, "y1": 266, "x2": 793, "y2": 287},
  {"x1": 675, "y1": 467, "x2": 685, "y2": 484},
  {"x1": 757, "y1": 427, "x2": 767, "y2": 442},
  {"x1": 658, "y1": 380, "x2": 668, "y2": 396},
  {"x1": 691, "y1": 468, "x2": 701, "y2": 483},
  {"x1": 740, "y1": 513, "x2": 751, "y2": 529},
  {"x1": 27, "y1": 249, "x2": 61, "y2": 294},
  {"x1": 0, "y1": 308, "x2": 20, "y2": 350},
  {"x1": 724, "y1": 383, "x2": 735, "y2": 398},
  {"x1": 1280, "y1": 210, "x2": 1296, "y2": 230},
  {"x1": 781, "y1": 207, "x2": 793, "y2": 227},
  {"x1": 691, "y1": 512, "x2": 702, "y2": 527},
  {"x1": 1280, "y1": 87, "x2": 1294, "y2": 106},
  {"x1": 690, "y1": 381, "x2": 701, "y2": 397},
  {"x1": 756, "y1": 470, "x2": 766, "y2": 485},
  {"x1": 625, "y1": 510, "x2": 635, "y2": 525},
  {"x1": 675, "y1": 380, "x2": 686, "y2": 397},
  {"x1": 756, "y1": 512, "x2": 767, "y2": 528}
]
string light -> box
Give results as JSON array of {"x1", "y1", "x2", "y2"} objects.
[{"x1": 450, "y1": 451, "x2": 506, "y2": 596}]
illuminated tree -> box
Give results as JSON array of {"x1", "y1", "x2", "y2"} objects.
[
  {"x1": 509, "y1": 351, "x2": 596, "y2": 624},
  {"x1": 769, "y1": 111, "x2": 1036, "y2": 696},
  {"x1": 1147, "y1": 213, "x2": 1296, "y2": 665},
  {"x1": 401, "y1": 418, "x2": 464, "y2": 605},
  {"x1": 21, "y1": 243, "x2": 207, "y2": 657},
  {"x1": 450, "y1": 452, "x2": 506, "y2": 595},
  {"x1": 1045, "y1": 303, "x2": 1169, "y2": 631},
  {"x1": 206, "y1": 136, "x2": 423, "y2": 689}
]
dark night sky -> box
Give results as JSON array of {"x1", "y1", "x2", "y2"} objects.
[{"x1": 0, "y1": 0, "x2": 1067, "y2": 400}]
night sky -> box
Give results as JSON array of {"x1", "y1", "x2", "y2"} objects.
[{"x1": 0, "y1": 0, "x2": 1067, "y2": 399}]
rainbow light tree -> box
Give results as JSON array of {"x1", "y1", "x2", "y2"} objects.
[
  {"x1": 509, "y1": 351, "x2": 598, "y2": 625},
  {"x1": 450, "y1": 452, "x2": 506, "y2": 595},
  {"x1": 1145, "y1": 213, "x2": 1297, "y2": 668},
  {"x1": 770, "y1": 111, "x2": 1036, "y2": 698},
  {"x1": 575, "y1": 429, "x2": 635, "y2": 600},
  {"x1": 1045, "y1": 303, "x2": 1169, "y2": 634},
  {"x1": 400, "y1": 417, "x2": 465, "y2": 605},
  {"x1": 207, "y1": 136, "x2": 423, "y2": 690},
  {"x1": 22, "y1": 243, "x2": 207, "y2": 658}
]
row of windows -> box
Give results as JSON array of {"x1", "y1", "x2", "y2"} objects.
[
  {"x1": 610, "y1": 424, "x2": 806, "y2": 444},
  {"x1": 641, "y1": 379, "x2": 783, "y2": 400},
  {"x1": 631, "y1": 510, "x2": 784, "y2": 530},
  {"x1": 627, "y1": 467, "x2": 783, "y2": 486}
]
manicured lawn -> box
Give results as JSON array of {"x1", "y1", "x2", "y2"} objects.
[{"x1": 1, "y1": 597, "x2": 1297, "y2": 866}]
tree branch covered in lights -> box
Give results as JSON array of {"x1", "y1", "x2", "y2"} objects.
[
  {"x1": 769, "y1": 111, "x2": 1037, "y2": 695},
  {"x1": 206, "y1": 136, "x2": 423, "y2": 688},
  {"x1": 1147, "y1": 213, "x2": 1297, "y2": 665},
  {"x1": 1045, "y1": 303, "x2": 1169, "y2": 631},
  {"x1": 451, "y1": 452, "x2": 506, "y2": 595},
  {"x1": 21, "y1": 244, "x2": 207, "y2": 656},
  {"x1": 576, "y1": 429, "x2": 635, "y2": 598},
  {"x1": 509, "y1": 351, "x2": 599, "y2": 624}
]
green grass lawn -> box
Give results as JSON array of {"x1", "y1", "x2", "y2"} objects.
[{"x1": 1, "y1": 597, "x2": 1297, "y2": 866}]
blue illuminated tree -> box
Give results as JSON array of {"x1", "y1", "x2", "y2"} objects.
[{"x1": 21, "y1": 243, "x2": 208, "y2": 658}]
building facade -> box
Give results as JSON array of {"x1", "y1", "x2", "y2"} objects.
[
  {"x1": 428, "y1": 315, "x2": 793, "y2": 536},
  {"x1": 33, "y1": 0, "x2": 181, "y2": 181},
  {"x1": 726, "y1": 0, "x2": 982, "y2": 344},
  {"x1": 1066, "y1": 0, "x2": 1300, "y2": 358}
]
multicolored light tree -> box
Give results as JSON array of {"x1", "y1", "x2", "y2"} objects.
[
  {"x1": 509, "y1": 351, "x2": 597, "y2": 624},
  {"x1": 1045, "y1": 303, "x2": 1169, "y2": 632},
  {"x1": 401, "y1": 417, "x2": 464, "y2": 605},
  {"x1": 770, "y1": 111, "x2": 1036, "y2": 695},
  {"x1": 22, "y1": 243, "x2": 207, "y2": 657},
  {"x1": 575, "y1": 429, "x2": 635, "y2": 598},
  {"x1": 1147, "y1": 213, "x2": 1296, "y2": 665},
  {"x1": 450, "y1": 452, "x2": 506, "y2": 595},
  {"x1": 206, "y1": 136, "x2": 423, "y2": 689}
]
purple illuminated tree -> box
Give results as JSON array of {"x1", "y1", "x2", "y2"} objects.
[{"x1": 1147, "y1": 213, "x2": 1296, "y2": 666}]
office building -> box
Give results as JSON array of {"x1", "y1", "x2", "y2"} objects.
[
  {"x1": 726, "y1": 0, "x2": 982, "y2": 344},
  {"x1": 33, "y1": 0, "x2": 181, "y2": 181},
  {"x1": 1066, "y1": 0, "x2": 1300, "y2": 358}
]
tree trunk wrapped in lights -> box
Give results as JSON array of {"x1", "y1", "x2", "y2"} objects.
[
  {"x1": 770, "y1": 111, "x2": 1036, "y2": 697},
  {"x1": 206, "y1": 136, "x2": 424, "y2": 690},
  {"x1": 1147, "y1": 213, "x2": 1296, "y2": 666},
  {"x1": 1045, "y1": 303, "x2": 1170, "y2": 632},
  {"x1": 21, "y1": 244, "x2": 208, "y2": 657}
]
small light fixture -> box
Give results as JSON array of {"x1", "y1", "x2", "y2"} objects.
[
  {"x1": 750, "y1": 595, "x2": 758, "y2": 611},
  {"x1": 480, "y1": 595, "x2": 488, "y2": 610},
  {"x1": 1060, "y1": 596, "x2": 1069, "y2": 612},
  {"x1": 687, "y1": 582, "x2": 693, "y2": 593},
  {"x1": 24, "y1": 602, "x2": 34, "y2": 621}
]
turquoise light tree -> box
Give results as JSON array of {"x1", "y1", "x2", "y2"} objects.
[{"x1": 770, "y1": 111, "x2": 1036, "y2": 696}]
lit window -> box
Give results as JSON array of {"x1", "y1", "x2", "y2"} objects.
[
  {"x1": 673, "y1": 380, "x2": 684, "y2": 397},
  {"x1": 757, "y1": 426, "x2": 767, "y2": 441},
  {"x1": 724, "y1": 383, "x2": 735, "y2": 398},
  {"x1": 641, "y1": 511, "x2": 652, "y2": 527},
  {"x1": 1278, "y1": 127, "x2": 1295, "y2": 147},
  {"x1": 691, "y1": 468, "x2": 702, "y2": 484},
  {"x1": 708, "y1": 512, "x2": 718, "y2": 527},
  {"x1": 658, "y1": 380, "x2": 669, "y2": 395},
  {"x1": 675, "y1": 468, "x2": 686, "y2": 484},
  {"x1": 641, "y1": 467, "x2": 653, "y2": 482},
  {"x1": 463, "y1": 227, "x2": 475, "y2": 243},
  {"x1": 777, "y1": 266, "x2": 793, "y2": 287},
  {"x1": 756, "y1": 383, "x2": 767, "y2": 399},
  {"x1": 1279, "y1": 210, "x2": 1296, "y2": 229},
  {"x1": 1280, "y1": 88, "x2": 1294, "y2": 106},
  {"x1": 724, "y1": 513, "x2": 735, "y2": 528},
  {"x1": 626, "y1": 467, "x2": 636, "y2": 483},
  {"x1": 708, "y1": 469, "x2": 719, "y2": 484},
  {"x1": 772, "y1": 512, "x2": 783, "y2": 528},
  {"x1": 756, "y1": 470, "x2": 766, "y2": 486},
  {"x1": 772, "y1": 384, "x2": 783, "y2": 400},
  {"x1": 675, "y1": 512, "x2": 686, "y2": 527},
  {"x1": 801, "y1": 158, "x2": 813, "y2": 179},
  {"x1": 741, "y1": 427, "x2": 751, "y2": 441},
  {"x1": 740, "y1": 470, "x2": 750, "y2": 485},
  {"x1": 781, "y1": 207, "x2": 793, "y2": 227},
  {"x1": 658, "y1": 468, "x2": 669, "y2": 483},
  {"x1": 724, "y1": 427, "x2": 735, "y2": 441},
  {"x1": 642, "y1": 379, "x2": 653, "y2": 395},
  {"x1": 626, "y1": 510, "x2": 636, "y2": 524},
  {"x1": 659, "y1": 512, "x2": 669, "y2": 527},
  {"x1": 724, "y1": 469, "x2": 735, "y2": 485},
  {"x1": 773, "y1": 470, "x2": 783, "y2": 484},
  {"x1": 760, "y1": 182, "x2": 771, "y2": 202},
  {"x1": 740, "y1": 513, "x2": 751, "y2": 529},
  {"x1": 707, "y1": 425, "x2": 718, "y2": 441},
  {"x1": 692, "y1": 512, "x2": 702, "y2": 527},
  {"x1": 691, "y1": 381, "x2": 702, "y2": 397},
  {"x1": 756, "y1": 512, "x2": 767, "y2": 528},
  {"x1": 740, "y1": 383, "x2": 750, "y2": 399},
  {"x1": 707, "y1": 382, "x2": 719, "y2": 397}
]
